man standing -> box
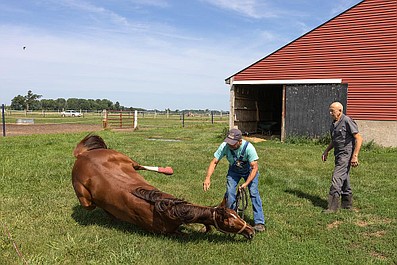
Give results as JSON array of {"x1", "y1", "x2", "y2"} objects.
[
  {"x1": 203, "y1": 128, "x2": 266, "y2": 232},
  {"x1": 322, "y1": 102, "x2": 363, "y2": 213}
]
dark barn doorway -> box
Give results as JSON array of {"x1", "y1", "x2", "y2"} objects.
[{"x1": 233, "y1": 84, "x2": 283, "y2": 136}]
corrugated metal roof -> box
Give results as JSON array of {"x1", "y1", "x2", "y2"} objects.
[{"x1": 227, "y1": 0, "x2": 397, "y2": 121}]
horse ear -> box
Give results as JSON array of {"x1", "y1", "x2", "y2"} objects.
[{"x1": 219, "y1": 197, "x2": 227, "y2": 208}]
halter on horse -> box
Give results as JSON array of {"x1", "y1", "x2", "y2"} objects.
[{"x1": 72, "y1": 134, "x2": 254, "y2": 239}]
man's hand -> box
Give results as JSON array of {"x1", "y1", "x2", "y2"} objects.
[
  {"x1": 351, "y1": 155, "x2": 359, "y2": 167},
  {"x1": 322, "y1": 151, "x2": 328, "y2": 162},
  {"x1": 203, "y1": 178, "x2": 211, "y2": 191},
  {"x1": 240, "y1": 183, "x2": 248, "y2": 190}
]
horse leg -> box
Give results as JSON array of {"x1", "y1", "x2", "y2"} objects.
[{"x1": 73, "y1": 182, "x2": 96, "y2": 210}]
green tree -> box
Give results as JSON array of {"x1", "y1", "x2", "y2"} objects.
[
  {"x1": 10, "y1": 90, "x2": 42, "y2": 110},
  {"x1": 56, "y1": 98, "x2": 66, "y2": 110},
  {"x1": 115, "y1": 101, "x2": 120, "y2": 110},
  {"x1": 41, "y1": 99, "x2": 56, "y2": 110},
  {"x1": 77, "y1": 98, "x2": 90, "y2": 110},
  {"x1": 66, "y1": 98, "x2": 79, "y2": 110},
  {"x1": 10, "y1": 95, "x2": 25, "y2": 110},
  {"x1": 25, "y1": 90, "x2": 42, "y2": 111}
]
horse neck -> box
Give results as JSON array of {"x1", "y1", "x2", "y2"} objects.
[{"x1": 176, "y1": 203, "x2": 214, "y2": 225}]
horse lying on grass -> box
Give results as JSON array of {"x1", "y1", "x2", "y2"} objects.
[{"x1": 72, "y1": 134, "x2": 255, "y2": 239}]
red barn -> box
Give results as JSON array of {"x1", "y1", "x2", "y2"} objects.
[{"x1": 225, "y1": 0, "x2": 396, "y2": 147}]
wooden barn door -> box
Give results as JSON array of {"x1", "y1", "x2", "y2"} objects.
[{"x1": 283, "y1": 84, "x2": 348, "y2": 139}]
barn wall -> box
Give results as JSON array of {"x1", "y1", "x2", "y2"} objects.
[
  {"x1": 285, "y1": 84, "x2": 348, "y2": 137},
  {"x1": 231, "y1": 0, "x2": 397, "y2": 121},
  {"x1": 355, "y1": 120, "x2": 397, "y2": 147}
]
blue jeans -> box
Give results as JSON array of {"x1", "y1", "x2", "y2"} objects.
[{"x1": 225, "y1": 169, "x2": 265, "y2": 225}]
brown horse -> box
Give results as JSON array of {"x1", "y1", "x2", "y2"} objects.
[{"x1": 72, "y1": 134, "x2": 254, "y2": 239}]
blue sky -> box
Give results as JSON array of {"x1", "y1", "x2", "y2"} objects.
[{"x1": 0, "y1": 0, "x2": 362, "y2": 110}]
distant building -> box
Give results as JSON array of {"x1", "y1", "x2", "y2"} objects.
[{"x1": 225, "y1": 0, "x2": 396, "y2": 147}]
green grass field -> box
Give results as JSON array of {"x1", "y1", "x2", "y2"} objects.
[{"x1": 1, "y1": 118, "x2": 396, "y2": 265}]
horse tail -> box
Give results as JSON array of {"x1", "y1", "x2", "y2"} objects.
[{"x1": 73, "y1": 134, "x2": 108, "y2": 157}]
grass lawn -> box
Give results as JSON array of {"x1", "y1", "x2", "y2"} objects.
[{"x1": 1, "y1": 118, "x2": 396, "y2": 265}]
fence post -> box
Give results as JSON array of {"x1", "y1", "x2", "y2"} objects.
[
  {"x1": 134, "y1": 110, "x2": 138, "y2": 128},
  {"x1": 2, "y1": 104, "x2": 5, "y2": 137},
  {"x1": 182, "y1": 112, "x2": 185, "y2": 127},
  {"x1": 102, "y1": 109, "x2": 108, "y2": 128}
]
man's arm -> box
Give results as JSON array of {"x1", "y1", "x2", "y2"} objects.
[
  {"x1": 240, "y1": 160, "x2": 259, "y2": 189},
  {"x1": 351, "y1": 133, "x2": 363, "y2": 167},
  {"x1": 203, "y1": 158, "x2": 218, "y2": 191},
  {"x1": 322, "y1": 142, "x2": 334, "y2": 162}
]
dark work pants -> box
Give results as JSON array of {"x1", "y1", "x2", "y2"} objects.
[{"x1": 329, "y1": 150, "x2": 352, "y2": 197}]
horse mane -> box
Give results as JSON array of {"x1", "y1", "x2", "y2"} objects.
[
  {"x1": 73, "y1": 134, "x2": 108, "y2": 157},
  {"x1": 132, "y1": 187, "x2": 209, "y2": 223}
]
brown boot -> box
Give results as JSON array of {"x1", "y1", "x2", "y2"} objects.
[
  {"x1": 323, "y1": 194, "x2": 340, "y2": 213},
  {"x1": 341, "y1": 194, "x2": 353, "y2": 210}
]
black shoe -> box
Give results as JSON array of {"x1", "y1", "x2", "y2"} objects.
[
  {"x1": 341, "y1": 194, "x2": 353, "y2": 209},
  {"x1": 322, "y1": 194, "x2": 340, "y2": 214}
]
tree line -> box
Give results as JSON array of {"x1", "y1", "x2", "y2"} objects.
[
  {"x1": 8, "y1": 90, "x2": 228, "y2": 114},
  {"x1": 9, "y1": 90, "x2": 138, "y2": 111}
]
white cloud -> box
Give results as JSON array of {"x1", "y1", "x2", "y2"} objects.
[
  {"x1": 57, "y1": 0, "x2": 130, "y2": 27},
  {"x1": 202, "y1": 0, "x2": 277, "y2": 19}
]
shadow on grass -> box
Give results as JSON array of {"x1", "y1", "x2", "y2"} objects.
[
  {"x1": 284, "y1": 189, "x2": 328, "y2": 209},
  {"x1": 71, "y1": 204, "x2": 251, "y2": 243}
]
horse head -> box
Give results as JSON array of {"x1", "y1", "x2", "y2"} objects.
[{"x1": 212, "y1": 206, "x2": 255, "y2": 240}]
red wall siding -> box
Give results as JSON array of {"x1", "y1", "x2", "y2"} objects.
[{"x1": 233, "y1": 0, "x2": 397, "y2": 120}]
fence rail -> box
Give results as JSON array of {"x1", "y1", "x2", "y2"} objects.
[
  {"x1": 102, "y1": 110, "x2": 137, "y2": 129},
  {"x1": 1, "y1": 109, "x2": 230, "y2": 130}
]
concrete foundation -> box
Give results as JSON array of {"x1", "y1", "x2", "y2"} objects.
[{"x1": 355, "y1": 120, "x2": 397, "y2": 147}]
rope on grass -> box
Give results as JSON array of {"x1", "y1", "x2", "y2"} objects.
[{"x1": 2, "y1": 222, "x2": 28, "y2": 265}]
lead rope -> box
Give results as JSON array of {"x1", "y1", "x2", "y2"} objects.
[{"x1": 235, "y1": 187, "x2": 248, "y2": 219}]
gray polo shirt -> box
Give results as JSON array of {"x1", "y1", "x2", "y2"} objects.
[{"x1": 330, "y1": 114, "x2": 359, "y2": 153}]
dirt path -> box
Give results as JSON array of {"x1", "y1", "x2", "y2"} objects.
[{"x1": 1, "y1": 123, "x2": 103, "y2": 136}]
